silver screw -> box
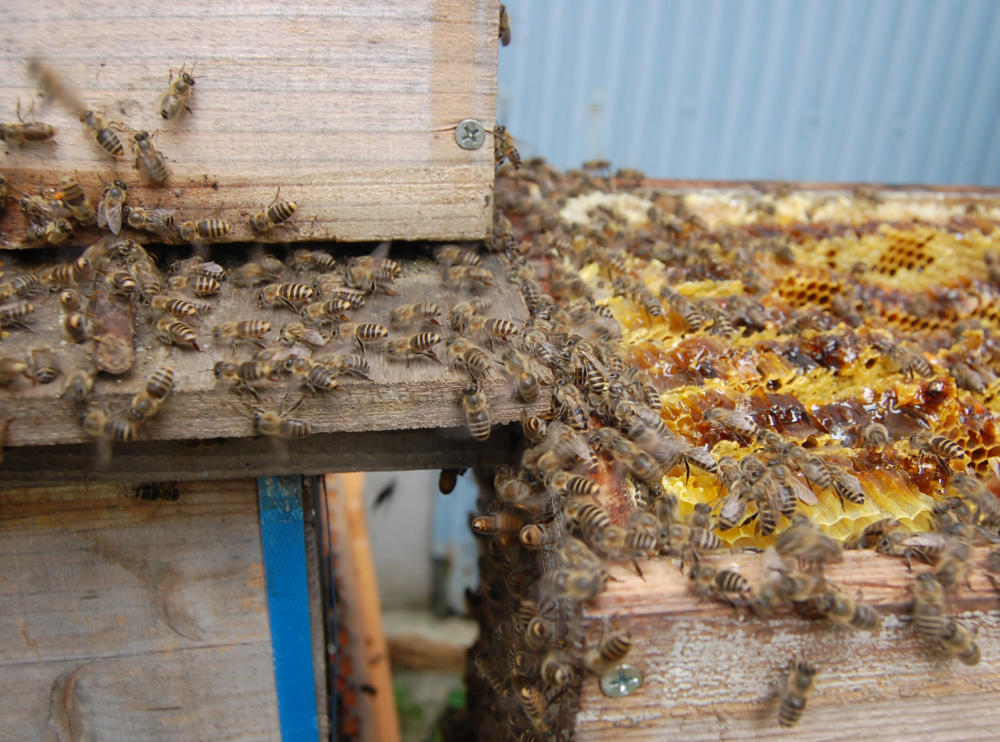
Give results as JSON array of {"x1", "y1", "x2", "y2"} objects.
[
  {"x1": 600, "y1": 664, "x2": 643, "y2": 698},
  {"x1": 455, "y1": 118, "x2": 486, "y2": 150}
]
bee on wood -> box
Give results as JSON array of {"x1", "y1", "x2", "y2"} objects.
[
  {"x1": 150, "y1": 294, "x2": 198, "y2": 318},
  {"x1": 159, "y1": 64, "x2": 196, "y2": 120},
  {"x1": 540, "y1": 567, "x2": 606, "y2": 602},
  {"x1": 96, "y1": 180, "x2": 128, "y2": 234},
  {"x1": 910, "y1": 573, "x2": 948, "y2": 641},
  {"x1": 389, "y1": 302, "x2": 441, "y2": 329},
  {"x1": 444, "y1": 264, "x2": 495, "y2": 288},
  {"x1": 213, "y1": 320, "x2": 271, "y2": 347},
  {"x1": 24, "y1": 348, "x2": 60, "y2": 384},
  {"x1": 54, "y1": 175, "x2": 95, "y2": 224},
  {"x1": 251, "y1": 195, "x2": 298, "y2": 233},
  {"x1": 468, "y1": 315, "x2": 519, "y2": 348},
  {"x1": 318, "y1": 353, "x2": 371, "y2": 380},
  {"x1": 81, "y1": 408, "x2": 139, "y2": 442},
  {"x1": 290, "y1": 249, "x2": 336, "y2": 274},
  {"x1": 940, "y1": 619, "x2": 981, "y2": 665},
  {"x1": 493, "y1": 124, "x2": 521, "y2": 170},
  {"x1": 585, "y1": 629, "x2": 632, "y2": 673},
  {"x1": 167, "y1": 273, "x2": 220, "y2": 298},
  {"x1": 321, "y1": 285, "x2": 368, "y2": 309},
  {"x1": 279, "y1": 322, "x2": 327, "y2": 349},
  {"x1": 79, "y1": 110, "x2": 123, "y2": 157},
  {"x1": 0, "y1": 300, "x2": 35, "y2": 329},
  {"x1": 435, "y1": 244, "x2": 482, "y2": 267},
  {"x1": 778, "y1": 660, "x2": 817, "y2": 727},
  {"x1": 345, "y1": 255, "x2": 400, "y2": 294},
  {"x1": 252, "y1": 404, "x2": 313, "y2": 439},
  {"x1": 0, "y1": 357, "x2": 28, "y2": 386},
  {"x1": 129, "y1": 366, "x2": 175, "y2": 423},
  {"x1": 775, "y1": 515, "x2": 843, "y2": 567},
  {"x1": 334, "y1": 322, "x2": 388, "y2": 354},
  {"x1": 234, "y1": 259, "x2": 284, "y2": 287},
  {"x1": 215, "y1": 360, "x2": 276, "y2": 396},
  {"x1": 63, "y1": 311, "x2": 91, "y2": 342},
  {"x1": 499, "y1": 348, "x2": 539, "y2": 402},
  {"x1": 385, "y1": 332, "x2": 442, "y2": 365},
  {"x1": 257, "y1": 282, "x2": 315, "y2": 312},
  {"x1": 688, "y1": 564, "x2": 750, "y2": 604},
  {"x1": 177, "y1": 218, "x2": 231, "y2": 242},
  {"x1": 61, "y1": 369, "x2": 95, "y2": 403},
  {"x1": 935, "y1": 537, "x2": 973, "y2": 590},
  {"x1": 154, "y1": 316, "x2": 200, "y2": 350},
  {"x1": 296, "y1": 360, "x2": 340, "y2": 393},
  {"x1": 301, "y1": 299, "x2": 353, "y2": 325},
  {"x1": 132, "y1": 131, "x2": 169, "y2": 183},
  {"x1": 0, "y1": 118, "x2": 55, "y2": 145},
  {"x1": 461, "y1": 383, "x2": 491, "y2": 441},
  {"x1": 812, "y1": 590, "x2": 881, "y2": 632},
  {"x1": 126, "y1": 205, "x2": 176, "y2": 237},
  {"x1": 498, "y1": 3, "x2": 511, "y2": 45}
]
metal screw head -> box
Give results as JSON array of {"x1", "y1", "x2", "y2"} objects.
[
  {"x1": 455, "y1": 118, "x2": 486, "y2": 150},
  {"x1": 599, "y1": 664, "x2": 643, "y2": 698}
]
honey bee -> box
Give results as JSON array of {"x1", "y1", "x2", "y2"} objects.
[
  {"x1": 26, "y1": 217, "x2": 73, "y2": 246},
  {"x1": 334, "y1": 322, "x2": 388, "y2": 354},
  {"x1": 389, "y1": 302, "x2": 442, "y2": 329},
  {"x1": 105, "y1": 270, "x2": 138, "y2": 298},
  {"x1": 444, "y1": 264, "x2": 495, "y2": 288},
  {"x1": 234, "y1": 259, "x2": 284, "y2": 287},
  {"x1": 540, "y1": 652, "x2": 572, "y2": 690},
  {"x1": 498, "y1": 3, "x2": 511, "y2": 46},
  {"x1": 775, "y1": 515, "x2": 843, "y2": 567},
  {"x1": 910, "y1": 573, "x2": 948, "y2": 641},
  {"x1": 949, "y1": 361, "x2": 987, "y2": 395},
  {"x1": 54, "y1": 175, "x2": 95, "y2": 224},
  {"x1": 909, "y1": 431, "x2": 965, "y2": 467},
  {"x1": 166, "y1": 273, "x2": 220, "y2": 298},
  {"x1": 320, "y1": 352, "x2": 371, "y2": 379},
  {"x1": 703, "y1": 406, "x2": 758, "y2": 437},
  {"x1": 778, "y1": 660, "x2": 817, "y2": 727},
  {"x1": 438, "y1": 467, "x2": 464, "y2": 494},
  {"x1": 585, "y1": 629, "x2": 632, "y2": 673},
  {"x1": 132, "y1": 131, "x2": 169, "y2": 183},
  {"x1": 0, "y1": 357, "x2": 28, "y2": 386},
  {"x1": 0, "y1": 118, "x2": 55, "y2": 145},
  {"x1": 450, "y1": 298, "x2": 491, "y2": 332},
  {"x1": 471, "y1": 508, "x2": 523, "y2": 536},
  {"x1": 60, "y1": 369, "x2": 95, "y2": 402},
  {"x1": 345, "y1": 255, "x2": 400, "y2": 294},
  {"x1": 812, "y1": 590, "x2": 881, "y2": 632},
  {"x1": 940, "y1": 619, "x2": 981, "y2": 665},
  {"x1": 154, "y1": 316, "x2": 200, "y2": 350},
  {"x1": 935, "y1": 537, "x2": 972, "y2": 589},
  {"x1": 546, "y1": 470, "x2": 599, "y2": 497},
  {"x1": 563, "y1": 498, "x2": 611, "y2": 534},
  {"x1": 215, "y1": 360, "x2": 276, "y2": 395},
  {"x1": 24, "y1": 348, "x2": 60, "y2": 384},
  {"x1": 552, "y1": 380, "x2": 588, "y2": 430},
  {"x1": 522, "y1": 415, "x2": 547, "y2": 444},
  {"x1": 251, "y1": 404, "x2": 313, "y2": 439},
  {"x1": 251, "y1": 195, "x2": 298, "y2": 233},
  {"x1": 159, "y1": 65, "x2": 196, "y2": 119},
  {"x1": 0, "y1": 273, "x2": 42, "y2": 301},
  {"x1": 257, "y1": 282, "x2": 315, "y2": 311},
  {"x1": 128, "y1": 366, "x2": 175, "y2": 423},
  {"x1": 279, "y1": 322, "x2": 327, "y2": 348},
  {"x1": 435, "y1": 244, "x2": 482, "y2": 267},
  {"x1": 861, "y1": 422, "x2": 891, "y2": 448},
  {"x1": 827, "y1": 464, "x2": 866, "y2": 506},
  {"x1": 518, "y1": 685, "x2": 550, "y2": 732},
  {"x1": 539, "y1": 567, "x2": 606, "y2": 601},
  {"x1": 0, "y1": 300, "x2": 35, "y2": 329},
  {"x1": 79, "y1": 110, "x2": 123, "y2": 157},
  {"x1": 386, "y1": 332, "x2": 442, "y2": 364},
  {"x1": 213, "y1": 320, "x2": 272, "y2": 347},
  {"x1": 300, "y1": 361, "x2": 340, "y2": 393},
  {"x1": 949, "y1": 473, "x2": 1000, "y2": 527},
  {"x1": 126, "y1": 205, "x2": 176, "y2": 237},
  {"x1": 688, "y1": 564, "x2": 750, "y2": 603},
  {"x1": 519, "y1": 523, "x2": 558, "y2": 549},
  {"x1": 500, "y1": 348, "x2": 539, "y2": 402},
  {"x1": 63, "y1": 311, "x2": 91, "y2": 342},
  {"x1": 873, "y1": 337, "x2": 932, "y2": 377},
  {"x1": 288, "y1": 251, "x2": 337, "y2": 277},
  {"x1": 469, "y1": 315, "x2": 519, "y2": 348},
  {"x1": 96, "y1": 180, "x2": 127, "y2": 234},
  {"x1": 42, "y1": 258, "x2": 92, "y2": 288},
  {"x1": 81, "y1": 408, "x2": 139, "y2": 442},
  {"x1": 462, "y1": 382, "x2": 491, "y2": 441},
  {"x1": 150, "y1": 294, "x2": 198, "y2": 318},
  {"x1": 493, "y1": 124, "x2": 521, "y2": 170},
  {"x1": 301, "y1": 299, "x2": 353, "y2": 324}
]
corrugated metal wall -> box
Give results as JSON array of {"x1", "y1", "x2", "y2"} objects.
[{"x1": 498, "y1": 0, "x2": 1000, "y2": 185}]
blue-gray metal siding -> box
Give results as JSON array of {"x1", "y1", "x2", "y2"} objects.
[{"x1": 498, "y1": 0, "x2": 1000, "y2": 185}]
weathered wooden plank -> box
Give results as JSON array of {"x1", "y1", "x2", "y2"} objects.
[
  {"x1": 575, "y1": 550, "x2": 1000, "y2": 741},
  {"x1": 0, "y1": 479, "x2": 281, "y2": 740},
  {"x1": 0, "y1": 0, "x2": 497, "y2": 245},
  {"x1": 0, "y1": 253, "x2": 548, "y2": 452}
]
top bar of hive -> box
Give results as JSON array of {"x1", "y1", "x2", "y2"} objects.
[{"x1": 0, "y1": 0, "x2": 498, "y2": 247}]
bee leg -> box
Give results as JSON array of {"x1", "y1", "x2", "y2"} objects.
[
  {"x1": 684, "y1": 458, "x2": 691, "y2": 483},
  {"x1": 630, "y1": 559, "x2": 645, "y2": 581}
]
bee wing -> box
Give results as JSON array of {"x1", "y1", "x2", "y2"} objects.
[
  {"x1": 900, "y1": 532, "x2": 948, "y2": 550},
  {"x1": 97, "y1": 196, "x2": 123, "y2": 234},
  {"x1": 787, "y1": 472, "x2": 818, "y2": 505}
]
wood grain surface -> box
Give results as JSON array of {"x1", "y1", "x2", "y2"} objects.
[
  {"x1": 575, "y1": 550, "x2": 1000, "y2": 741},
  {"x1": 0, "y1": 480, "x2": 281, "y2": 740},
  {"x1": 0, "y1": 0, "x2": 498, "y2": 246}
]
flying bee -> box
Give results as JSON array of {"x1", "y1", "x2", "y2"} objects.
[
  {"x1": 301, "y1": 299, "x2": 353, "y2": 324},
  {"x1": 0, "y1": 118, "x2": 55, "y2": 145},
  {"x1": 499, "y1": 348, "x2": 539, "y2": 402},
  {"x1": 96, "y1": 180, "x2": 127, "y2": 234},
  {"x1": 150, "y1": 294, "x2": 198, "y2": 318},
  {"x1": 213, "y1": 320, "x2": 271, "y2": 347},
  {"x1": 778, "y1": 660, "x2": 817, "y2": 728},
  {"x1": 289, "y1": 250, "x2": 337, "y2": 275},
  {"x1": 132, "y1": 130, "x2": 169, "y2": 183},
  {"x1": 82, "y1": 408, "x2": 139, "y2": 443},
  {"x1": 63, "y1": 311, "x2": 91, "y2": 342},
  {"x1": 585, "y1": 629, "x2": 632, "y2": 673},
  {"x1": 911, "y1": 573, "x2": 948, "y2": 641},
  {"x1": 444, "y1": 264, "x2": 495, "y2": 288},
  {"x1": 493, "y1": 123, "x2": 521, "y2": 170},
  {"x1": 703, "y1": 406, "x2": 758, "y2": 437},
  {"x1": 345, "y1": 255, "x2": 400, "y2": 294},
  {"x1": 251, "y1": 404, "x2": 313, "y2": 439},
  {"x1": 435, "y1": 244, "x2": 482, "y2": 267},
  {"x1": 24, "y1": 348, "x2": 60, "y2": 384},
  {"x1": 450, "y1": 298, "x2": 491, "y2": 332},
  {"x1": 154, "y1": 316, "x2": 200, "y2": 350},
  {"x1": 126, "y1": 205, "x2": 176, "y2": 237},
  {"x1": 0, "y1": 300, "x2": 35, "y2": 329},
  {"x1": 60, "y1": 368, "x2": 95, "y2": 402},
  {"x1": 909, "y1": 431, "x2": 965, "y2": 468},
  {"x1": 257, "y1": 282, "x2": 315, "y2": 311},
  {"x1": 251, "y1": 195, "x2": 298, "y2": 232},
  {"x1": 234, "y1": 259, "x2": 284, "y2": 287},
  {"x1": 159, "y1": 64, "x2": 196, "y2": 119},
  {"x1": 167, "y1": 273, "x2": 220, "y2": 297},
  {"x1": 79, "y1": 110, "x2": 123, "y2": 157},
  {"x1": 389, "y1": 302, "x2": 442, "y2": 329},
  {"x1": 812, "y1": 590, "x2": 881, "y2": 632},
  {"x1": 940, "y1": 619, "x2": 981, "y2": 665},
  {"x1": 334, "y1": 322, "x2": 388, "y2": 354},
  {"x1": 462, "y1": 383, "x2": 491, "y2": 441},
  {"x1": 279, "y1": 322, "x2": 327, "y2": 348},
  {"x1": 386, "y1": 332, "x2": 442, "y2": 365},
  {"x1": 498, "y1": 3, "x2": 511, "y2": 45}
]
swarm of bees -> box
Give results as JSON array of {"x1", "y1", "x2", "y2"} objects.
[{"x1": 458, "y1": 155, "x2": 1000, "y2": 740}]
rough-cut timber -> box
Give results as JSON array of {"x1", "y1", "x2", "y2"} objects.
[
  {"x1": 0, "y1": 0, "x2": 498, "y2": 246},
  {"x1": 0, "y1": 480, "x2": 283, "y2": 741},
  {"x1": 575, "y1": 551, "x2": 1000, "y2": 741}
]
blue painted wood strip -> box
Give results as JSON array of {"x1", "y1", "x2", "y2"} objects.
[{"x1": 258, "y1": 475, "x2": 318, "y2": 742}]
